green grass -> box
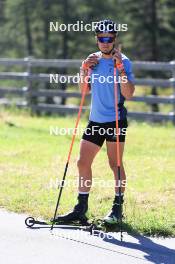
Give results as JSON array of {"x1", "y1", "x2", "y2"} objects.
[{"x1": 0, "y1": 109, "x2": 175, "y2": 237}]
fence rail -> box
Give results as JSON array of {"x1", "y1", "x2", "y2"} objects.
[
  {"x1": 1, "y1": 87, "x2": 175, "y2": 104},
  {"x1": 0, "y1": 58, "x2": 175, "y2": 123},
  {"x1": 0, "y1": 72, "x2": 175, "y2": 88},
  {"x1": 0, "y1": 58, "x2": 175, "y2": 70}
]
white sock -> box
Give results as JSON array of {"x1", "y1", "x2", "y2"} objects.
[
  {"x1": 79, "y1": 191, "x2": 89, "y2": 195},
  {"x1": 115, "y1": 193, "x2": 124, "y2": 196}
]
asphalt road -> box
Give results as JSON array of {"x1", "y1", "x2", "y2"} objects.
[{"x1": 0, "y1": 209, "x2": 175, "y2": 264}]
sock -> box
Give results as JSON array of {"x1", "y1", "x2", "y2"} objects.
[
  {"x1": 114, "y1": 193, "x2": 124, "y2": 204},
  {"x1": 78, "y1": 192, "x2": 89, "y2": 204},
  {"x1": 115, "y1": 193, "x2": 124, "y2": 196},
  {"x1": 79, "y1": 191, "x2": 89, "y2": 195}
]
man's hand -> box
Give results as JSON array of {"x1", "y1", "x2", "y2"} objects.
[
  {"x1": 112, "y1": 48, "x2": 123, "y2": 64},
  {"x1": 82, "y1": 54, "x2": 99, "y2": 69}
]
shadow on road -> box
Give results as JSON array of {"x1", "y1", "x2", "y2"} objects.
[
  {"x1": 103, "y1": 233, "x2": 175, "y2": 264},
  {"x1": 27, "y1": 223, "x2": 175, "y2": 264}
]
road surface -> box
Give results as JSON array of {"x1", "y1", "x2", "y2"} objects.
[{"x1": 0, "y1": 209, "x2": 175, "y2": 264}]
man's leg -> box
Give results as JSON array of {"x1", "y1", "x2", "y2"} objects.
[
  {"x1": 106, "y1": 141, "x2": 126, "y2": 193},
  {"x1": 77, "y1": 139, "x2": 101, "y2": 193},
  {"x1": 54, "y1": 139, "x2": 100, "y2": 223},
  {"x1": 104, "y1": 141, "x2": 126, "y2": 223}
]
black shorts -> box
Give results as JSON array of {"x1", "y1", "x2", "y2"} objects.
[{"x1": 82, "y1": 119, "x2": 128, "y2": 147}]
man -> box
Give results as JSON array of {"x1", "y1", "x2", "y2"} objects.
[{"x1": 54, "y1": 19, "x2": 135, "y2": 224}]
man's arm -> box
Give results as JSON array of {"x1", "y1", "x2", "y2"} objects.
[
  {"x1": 79, "y1": 67, "x2": 90, "y2": 94},
  {"x1": 112, "y1": 48, "x2": 135, "y2": 100},
  {"x1": 79, "y1": 54, "x2": 99, "y2": 94},
  {"x1": 119, "y1": 71, "x2": 135, "y2": 100}
]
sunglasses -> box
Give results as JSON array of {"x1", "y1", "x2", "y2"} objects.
[{"x1": 97, "y1": 37, "x2": 115, "y2": 43}]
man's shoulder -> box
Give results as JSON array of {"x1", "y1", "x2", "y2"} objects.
[
  {"x1": 121, "y1": 53, "x2": 131, "y2": 62},
  {"x1": 87, "y1": 51, "x2": 132, "y2": 63}
]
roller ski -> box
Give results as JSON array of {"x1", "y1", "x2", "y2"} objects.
[
  {"x1": 25, "y1": 216, "x2": 100, "y2": 235},
  {"x1": 25, "y1": 194, "x2": 89, "y2": 228},
  {"x1": 25, "y1": 194, "x2": 100, "y2": 234}
]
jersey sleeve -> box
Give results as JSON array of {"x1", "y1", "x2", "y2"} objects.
[{"x1": 123, "y1": 59, "x2": 135, "y2": 84}]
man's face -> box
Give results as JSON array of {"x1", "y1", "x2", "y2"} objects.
[{"x1": 96, "y1": 33, "x2": 116, "y2": 54}]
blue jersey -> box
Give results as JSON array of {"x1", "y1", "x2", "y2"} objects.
[{"x1": 89, "y1": 52, "x2": 135, "y2": 123}]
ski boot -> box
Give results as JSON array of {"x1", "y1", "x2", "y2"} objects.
[
  {"x1": 103, "y1": 195, "x2": 124, "y2": 224},
  {"x1": 51, "y1": 194, "x2": 89, "y2": 225}
]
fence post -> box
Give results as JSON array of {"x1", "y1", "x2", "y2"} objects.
[
  {"x1": 170, "y1": 60, "x2": 175, "y2": 125},
  {"x1": 25, "y1": 56, "x2": 33, "y2": 112}
]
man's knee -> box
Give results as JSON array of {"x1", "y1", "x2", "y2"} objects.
[
  {"x1": 77, "y1": 157, "x2": 91, "y2": 169},
  {"x1": 108, "y1": 160, "x2": 123, "y2": 170}
]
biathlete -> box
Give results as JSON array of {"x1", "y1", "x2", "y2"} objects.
[{"x1": 54, "y1": 19, "x2": 135, "y2": 225}]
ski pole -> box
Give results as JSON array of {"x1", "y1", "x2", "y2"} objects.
[
  {"x1": 51, "y1": 68, "x2": 91, "y2": 230},
  {"x1": 113, "y1": 60, "x2": 123, "y2": 241}
]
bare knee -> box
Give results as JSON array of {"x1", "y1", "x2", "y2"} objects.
[
  {"x1": 77, "y1": 157, "x2": 91, "y2": 170},
  {"x1": 108, "y1": 160, "x2": 123, "y2": 171},
  {"x1": 109, "y1": 162, "x2": 117, "y2": 171}
]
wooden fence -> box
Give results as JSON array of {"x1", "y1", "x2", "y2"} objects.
[{"x1": 0, "y1": 57, "x2": 175, "y2": 123}]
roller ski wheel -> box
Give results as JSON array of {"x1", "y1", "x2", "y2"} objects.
[
  {"x1": 86, "y1": 223, "x2": 100, "y2": 235},
  {"x1": 25, "y1": 217, "x2": 35, "y2": 227},
  {"x1": 91, "y1": 218, "x2": 124, "y2": 232},
  {"x1": 25, "y1": 217, "x2": 52, "y2": 228}
]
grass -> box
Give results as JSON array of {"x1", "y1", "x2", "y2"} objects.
[{"x1": 0, "y1": 108, "x2": 175, "y2": 237}]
